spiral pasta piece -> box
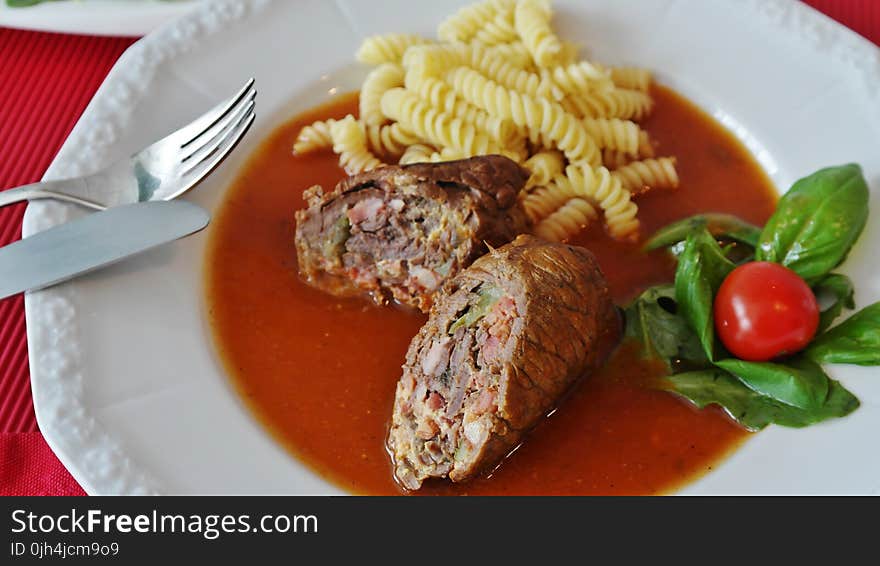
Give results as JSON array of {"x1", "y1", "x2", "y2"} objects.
[
  {"x1": 602, "y1": 131, "x2": 655, "y2": 168},
  {"x1": 562, "y1": 88, "x2": 654, "y2": 120},
  {"x1": 612, "y1": 157, "x2": 679, "y2": 196},
  {"x1": 557, "y1": 163, "x2": 639, "y2": 240},
  {"x1": 447, "y1": 66, "x2": 600, "y2": 165},
  {"x1": 404, "y1": 73, "x2": 517, "y2": 143},
  {"x1": 380, "y1": 88, "x2": 500, "y2": 156},
  {"x1": 359, "y1": 63, "x2": 405, "y2": 127},
  {"x1": 399, "y1": 143, "x2": 438, "y2": 165},
  {"x1": 329, "y1": 115, "x2": 384, "y2": 175},
  {"x1": 520, "y1": 178, "x2": 575, "y2": 222},
  {"x1": 293, "y1": 119, "x2": 336, "y2": 155},
  {"x1": 609, "y1": 66, "x2": 652, "y2": 92},
  {"x1": 581, "y1": 118, "x2": 642, "y2": 153},
  {"x1": 533, "y1": 198, "x2": 599, "y2": 242},
  {"x1": 356, "y1": 33, "x2": 431, "y2": 65},
  {"x1": 473, "y1": 2, "x2": 518, "y2": 45},
  {"x1": 483, "y1": 41, "x2": 534, "y2": 69},
  {"x1": 399, "y1": 144, "x2": 471, "y2": 165},
  {"x1": 548, "y1": 60, "x2": 613, "y2": 95},
  {"x1": 402, "y1": 43, "x2": 471, "y2": 78},
  {"x1": 438, "y1": 0, "x2": 516, "y2": 43},
  {"x1": 514, "y1": 0, "x2": 563, "y2": 68},
  {"x1": 470, "y1": 46, "x2": 562, "y2": 100},
  {"x1": 602, "y1": 148, "x2": 634, "y2": 170},
  {"x1": 365, "y1": 122, "x2": 422, "y2": 159},
  {"x1": 404, "y1": 42, "x2": 559, "y2": 100},
  {"x1": 523, "y1": 150, "x2": 564, "y2": 188}
]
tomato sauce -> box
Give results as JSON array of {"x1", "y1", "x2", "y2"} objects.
[{"x1": 205, "y1": 85, "x2": 778, "y2": 494}]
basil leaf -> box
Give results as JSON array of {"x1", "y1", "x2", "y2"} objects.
[
  {"x1": 623, "y1": 285, "x2": 707, "y2": 369},
  {"x1": 715, "y1": 356, "x2": 829, "y2": 410},
  {"x1": 665, "y1": 368, "x2": 859, "y2": 431},
  {"x1": 674, "y1": 229, "x2": 735, "y2": 360},
  {"x1": 644, "y1": 213, "x2": 762, "y2": 252},
  {"x1": 806, "y1": 302, "x2": 880, "y2": 365},
  {"x1": 756, "y1": 164, "x2": 869, "y2": 282},
  {"x1": 812, "y1": 273, "x2": 855, "y2": 333}
]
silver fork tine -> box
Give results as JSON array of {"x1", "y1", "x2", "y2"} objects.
[
  {"x1": 182, "y1": 86, "x2": 256, "y2": 155},
  {"x1": 179, "y1": 78, "x2": 255, "y2": 148},
  {"x1": 181, "y1": 101, "x2": 254, "y2": 176},
  {"x1": 179, "y1": 109, "x2": 255, "y2": 187},
  {"x1": 181, "y1": 95, "x2": 254, "y2": 164}
]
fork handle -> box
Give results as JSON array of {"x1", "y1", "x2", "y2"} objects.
[{"x1": 0, "y1": 183, "x2": 106, "y2": 211}]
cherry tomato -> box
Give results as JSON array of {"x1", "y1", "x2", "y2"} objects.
[{"x1": 713, "y1": 261, "x2": 819, "y2": 361}]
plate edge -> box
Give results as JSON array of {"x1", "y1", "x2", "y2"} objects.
[{"x1": 24, "y1": 0, "x2": 880, "y2": 495}]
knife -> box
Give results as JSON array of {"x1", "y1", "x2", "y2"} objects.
[{"x1": 0, "y1": 200, "x2": 210, "y2": 300}]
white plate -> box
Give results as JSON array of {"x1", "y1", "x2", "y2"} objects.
[
  {"x1": 0, "y1": 0, "x2": 199, "y2": 37},
  {"x1": 25, "y1": 0, "x2": 880, "y2": 494}
]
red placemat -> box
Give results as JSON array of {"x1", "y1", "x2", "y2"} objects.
[
  {"x1": 0, "y1": 28, "x2": 136, "y2": 496},
  {"x1": 0, "y1": 1, "x2": 878, "y2": 496}
]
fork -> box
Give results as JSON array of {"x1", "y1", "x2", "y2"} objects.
[{"x1": 0, "y1": 78, "x2": 257, "y2": 211}]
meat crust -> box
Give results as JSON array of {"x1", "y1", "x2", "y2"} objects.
[{"x1": 388, "y1": 234, "x2": 621, "y2": 489}]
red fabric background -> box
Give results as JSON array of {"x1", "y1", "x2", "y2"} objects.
[{"x1": 0, "y1": 1, "x2": 877, "y2": 495}]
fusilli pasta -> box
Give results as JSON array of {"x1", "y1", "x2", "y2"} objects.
[
  {"x1": 514, "y1": 0, "x2": 563, "y2": 67},
  {"x1": 523, "y1": 150, "x2": 565, "y2": 188},
  {"x1": 365, "y1": 122, "x2": 421, "y2": 158},
  {"x1": 581, "y1": 118, "x2": 642, "y2": 154},
  {"x1": 520, "y1": 178, "x2": 576, "y2": 221},
  {"x1": 561, "y1": 88, "x2": 654, "y2": 120},
  {"x1": 403, "y1": 42, "x2": 559, "y2": 100},
  {"x1": 402, "y1": 43, "x2": 470, "y2": 79},
  {"x1": 548, "y1": 60, "x2": 613, "y2": 95},
  {"x1": 471, "y1": 46, "x2": 562, "y2": 100},
  {"x1": 609, "y1": 66, "x2": 652, "y2": 92},
  {"x1": 447, "y1": 66, "x2": 600, "y2": 165},
  {"x1": 474, "y1": 2, "x2": 518, "y2": 45},
  {"x1": 555, "y1": 163, "x2": 640, "y2": 240},
  {"x1": 330, "y1": 115, "x2": 384, "y2": 175},
  {"x1": 533, "y1": 198, "x2": 599, "y2": 242},
  {"x1": 356, "y1": 33, "x2": 431, "y2": 65},
  {"x1": 380, "y1": 88, "x2": 500, "y2": 156},
  {"x1": 359, "y1": 63, "x2": 405, "y2": 127},
  {"x1": 404, "y1": 72, "x2": 518, "y2": 143},
  {"x1": 602, "y1": 131, "x2": 655, "y2": 168},
  {"x1": 399, "y1": 144, "x2": 469, "y2": 165},
  {"x1": 602, "y1": 148, "x2": 634, "y2": 169},
  {"x1": 399, "y1": 143, "x2": 439, "y2": 165},
  {"x1": 293, "y1": 119, "x2": 336, "y2": 155},
  {"x1": 612, "y1": 157, "x2": 679, "y2": 196},
  {"x1": 297, "y1": 0, "x2": 675, "y2": 245},
  {"x1": 438, "y1": 0, "x2": 516, "y2": 44},
  {"x1": 483, "y1": 41, "x2": 534, "y2": 69}
]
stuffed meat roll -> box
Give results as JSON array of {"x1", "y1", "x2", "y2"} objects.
[
  {"x1": 294, "y1": 155, "x2": 529, "y2": 312},
  {"x1": 388, "y1": 234, "x2": 620, "y2": 489}
]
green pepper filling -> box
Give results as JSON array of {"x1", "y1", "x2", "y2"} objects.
[
  {"x1": 323, "y1": 213, "x2": 350, "y2": 262},
  {"x1": 448, "y1": 284, "x2": 503, "y2": 336}
]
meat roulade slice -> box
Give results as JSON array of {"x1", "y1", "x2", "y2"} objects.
[
  {"x1": 294, "y1": 155, "x2": 529, "y2": 312},
  {"x1": 388, "y1": 234, "x2": 621, "y2": 489}
]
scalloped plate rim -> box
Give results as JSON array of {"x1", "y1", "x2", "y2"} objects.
[{"x1": 23, "y1": 0, "x2": 880, "y2": 495}]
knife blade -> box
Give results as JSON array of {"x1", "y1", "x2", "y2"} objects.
[{"x1": 0, "y1": 200, "x2": 210, "y2": 300}]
